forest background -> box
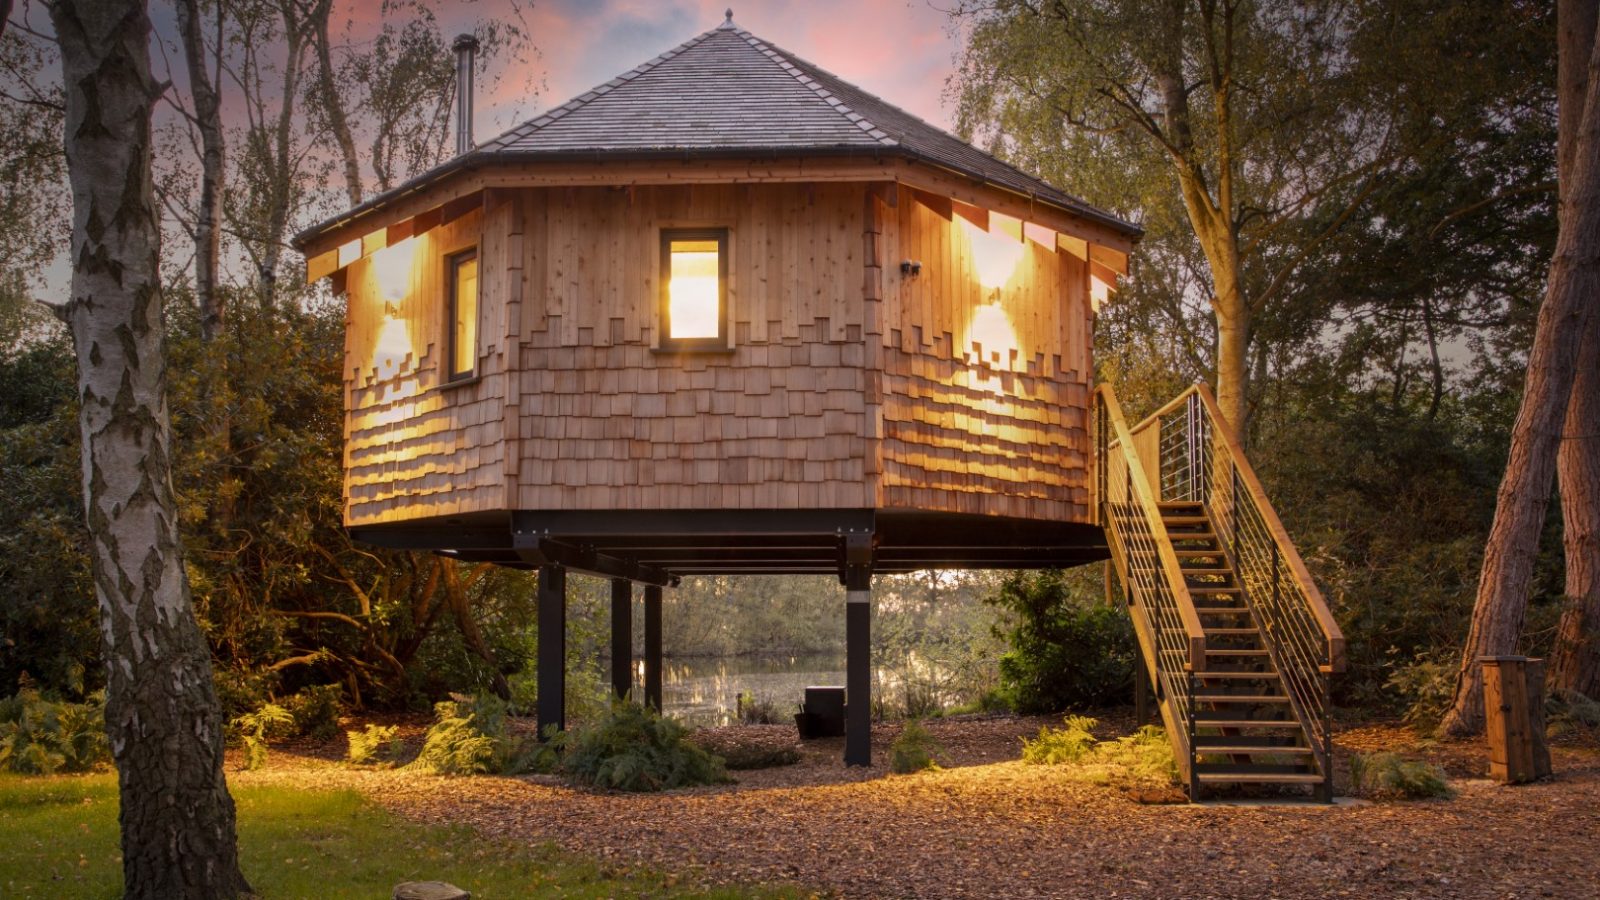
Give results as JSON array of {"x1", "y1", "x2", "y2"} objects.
[{"x1": 0, "y1": 0, "x2": 1569, "y2": 733}]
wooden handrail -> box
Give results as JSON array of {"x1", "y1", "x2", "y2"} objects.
[
  {"x1": 1188, "y1": 384, "x2": 1346, "y2": 673},
  {"x1": 1094, "y1": 384, "x2": 1208, "y2": 671}
]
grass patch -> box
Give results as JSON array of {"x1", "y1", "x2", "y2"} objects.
[
  {"x1": 0, "y1": 773, "x2": 799, "y2": 898},
  {"x1": 1021, "y1": 716, "x2": 1179, "y2": 791},
  {"x1": 1348, "y1": 752, "x2": 1453, "y2": 800},
  {"x1": 888, "y1": 720, "x2": 943, "y2": 774}
]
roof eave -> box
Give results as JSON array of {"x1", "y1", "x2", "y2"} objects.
[{"x1": 292, "y1": 144, "x2": 1141, "y2": 251}]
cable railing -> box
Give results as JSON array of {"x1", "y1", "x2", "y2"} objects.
[
  {"x1": 1131, "y1": 383, "x2": 1345, "y2": 791},
  {"x1": 1093, "y1": 385, "x2": 1207, "y2": 794}
]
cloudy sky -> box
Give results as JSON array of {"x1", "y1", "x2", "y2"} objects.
[{"x1": 377, "y1": 0, "x2": 968, "y2": 137}]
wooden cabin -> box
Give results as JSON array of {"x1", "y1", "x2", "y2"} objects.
[{"x1": 294, "y1": 12, "x2": 1141, "y2": 766}]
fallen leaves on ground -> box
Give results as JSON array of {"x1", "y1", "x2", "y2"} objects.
[{"x1": 236, "y1": 714, "x2": 1600, "y2": 899}]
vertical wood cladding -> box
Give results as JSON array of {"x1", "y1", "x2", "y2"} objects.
[{"x1": 341, "y1": 179, "x2": 1093, "y2": 527}]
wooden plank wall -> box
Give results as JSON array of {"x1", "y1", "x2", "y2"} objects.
[
  {"x1": 877, "y1": 192, "x2": 1093, "y2": 522},
  {"x1": 340, "y1": 179, "x2": 1094, "y2": 527},
  {"x1": 343, "y1": 207, "x2": 510, "y2": 526},
  {"x1": 514, "y1": 183, "x2": 875, "y2": 510}
]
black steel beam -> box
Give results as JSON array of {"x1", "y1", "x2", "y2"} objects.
[
  {"x1": 610, "y1": 578, "x2": 633, "y2": 701},
  {"x1": 643, "y1": 584, "x2": 663, "y2": 712},
  {"x1": 512, "y1": 533, "x2": 677, "y2": 587},
  {"x1": 537, "y1": 566, "x2": 566, "y2": 736},
  {"x1": 845, "y1": 588, "x2": 872, "y2": 767}
]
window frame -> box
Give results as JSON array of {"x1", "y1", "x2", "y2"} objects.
[
  {"x1": 658, "y1": 227, "x2": 731, "y2": 352},
  {"x1": 445, "y1": 247, "x2": 480, "y2": 383}
]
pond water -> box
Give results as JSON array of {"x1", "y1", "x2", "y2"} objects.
[{"x1": 660, "y1": 654, "x2": 843, "y2": 728}]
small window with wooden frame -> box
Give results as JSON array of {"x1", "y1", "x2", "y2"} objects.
[
  {"x1": 659, "y1": 228, "x2": 729, "y2": 351},
  {"x1": 446, "y1": 248, "x2": 479, "y2": 382}
]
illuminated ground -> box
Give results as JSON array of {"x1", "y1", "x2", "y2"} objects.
[{"x1": 238, "y1": 716, "x2": 1600, "y2": 899}]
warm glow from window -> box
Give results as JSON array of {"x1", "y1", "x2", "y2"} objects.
[
  {"x1": 371, "y1": 237, "x2": 415, "y2": 303},
  {"x1": 668, "y1": 239, "x2": 721, "y2": 340},
  {"x1": 961, "y1": 218, "x2": 1025, "y2": 290},
  {"x1": 450, "y1": 252, "x2": 478, "y2": 379}
]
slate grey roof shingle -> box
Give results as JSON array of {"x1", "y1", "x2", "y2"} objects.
[{"x1": 295, "y1": 14, "x2": 1139, "y2": 248}]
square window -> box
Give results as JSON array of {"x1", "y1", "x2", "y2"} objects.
[
  {"x1": 447, "y1": 249, "x2": 478, "y2": 381},
  {"x1": 660, "y1": 229, "x2": 729, "y2": 350}
]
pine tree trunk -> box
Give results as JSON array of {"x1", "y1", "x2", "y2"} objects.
[
  {"x1": 50, "y1": 2, "x2": 250, "y2": 896},
  {"x1": 1438, "y1": 3, "x2": 1600, "y2": 737},
  {"x1": 1552, "y1": 324, "x2": 1600, "y2": 697}
]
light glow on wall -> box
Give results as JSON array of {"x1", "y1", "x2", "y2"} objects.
[
  {"x1": 374, "y1": 313, "x2": 413, "y2": 377},
  {"x1": 371, "y1": 237, "x2": 416, "y2": 303},
  {"x1": 969, "y1": 302, "x2": 1020, "y2": 373},
  {"x1": 667, "y1": 240, "x2": 720, "y2": 339},
  {"x1": 1090, "y1": 274, "x2": 1111, "y2": 312},
  {"x1": 960, "y1": 217, "x2": 1025, "y2": 291}
]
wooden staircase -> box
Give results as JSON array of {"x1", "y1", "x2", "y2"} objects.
[
  {"x1": 1094, "y1": 383, "x2": 1344, "y2": 803},
  {"x1": 1160, "y1": 501, "x2": 1327, "y2": 794}
]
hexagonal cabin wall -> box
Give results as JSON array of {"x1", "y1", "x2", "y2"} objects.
[{"x1": 340, "y1": 180, "x2": 1092, "y2": 530}]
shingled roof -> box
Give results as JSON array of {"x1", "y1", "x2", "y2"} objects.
[{"x1": 295, "y1": 12, "x2": 1138, "y2": 246}]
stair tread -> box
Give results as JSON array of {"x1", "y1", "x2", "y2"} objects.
[
  {"x1": 1192, "y1": 719, "x2": 1301, "y2": 729},
  {"x1": 1205, "y1": 648, "x2": 1268, "y2": 656},
  {"x1": 1195, "y1": 745, "x2": 1315, "y2": 755},
  {"x1": 1195, "y1": 670, "x2": 1279, "y2": 679},
  {"x1": 1189, "y1": 586, "x2": 1242, "y2": 594},
  {"x1": 1195, "y1": 694, "x2": 1290, "y2": 703},
  {"x1": 1196, "y1": 772, "x2": 1326, "y2": 784},
  {"x1": 1203, "y1": 627, "x2": 1260, "y2": 635},
  {"x1": 1195, "y1": 606, "x2": 1252, "y2": 615},
  {"x1": 1162, "y1": 516, "x2": 1211, "y2": 525}
]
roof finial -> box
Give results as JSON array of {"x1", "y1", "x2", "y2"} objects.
[{"x1": 719, "y1": 8, "x2": 735, "y2": 29}]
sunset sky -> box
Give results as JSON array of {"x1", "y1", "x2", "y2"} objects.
[{"x1": 356, "y1": 0, "x2": 967, "y2": 138}]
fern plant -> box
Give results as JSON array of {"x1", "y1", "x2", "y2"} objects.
[
  {"x1": 560, "y1": 701, "x2": 728, "y2": 792},
  {"x1": 345, "y1": 724, "x2": 405, "y2": 767},
  {"x1": 407, "y1": 694, "x2": 514, "y2": 775},
  {"x1": 1349, "y1": 752, "x2": 1453, "y2": 800},
  {"x1": 0, "y1": 690, "x2": 110, "y2": 775},
  {"x1": 231, "y1": 703, "x2": 294, "y2": 771}
]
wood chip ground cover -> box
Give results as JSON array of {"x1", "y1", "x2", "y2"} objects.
[{"x1": 237, "y1": 715, "x2": 1600, "y2": 899}]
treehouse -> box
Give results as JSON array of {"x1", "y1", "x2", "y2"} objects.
[{"x1": 294, "y1": 12, "x2": 1343, "y2": 800}]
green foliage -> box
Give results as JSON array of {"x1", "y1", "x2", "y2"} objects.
[
  {"x1": 344, "y1": 724, "x2": 405, "y2": 767},
  {"x1": 1020, "y1": 714, "x2": 1099, "y2": 766},
  {"x1": 231, "y1": 703, "x2": 294, "y2": 772},
  {"x1": 1547, "y1": 690, "x2": 1600, "y2": 738},
  {"x1": 0, "y1": 690, "x2": 109, "y2": 775},
  {"x1": 560, "y1": 702, "x2": 729, "y2": 792},
  {"x1": 407, "y1": 694, "x2": 517, "y2": 776},
  {"x1": 285, "y1": 683, "x2": 344, "y2": 741},
  {"x1": 888, "y1": 720, "x2": 943, "y2": 774},
  {"x1": 1385, "y1": 652, "x2": 1458, "y2": 733},
  {"x1": 717, "y1": 745, "x2": 801, "y2": 771},
  {"x1": 1349, "y1": 752, "x2": 1453, "y2": 800},
  {"x1": 984, "y1": 570, "x2": 1133, "y2": 714},
  {"x1": 735, "y1": 691, "x2": 784, "y2": 725},
  {"x1": 1022, "y1": 716, "x2": 1178, "y2": 787}
]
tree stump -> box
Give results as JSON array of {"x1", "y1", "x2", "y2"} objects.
[
  {"x1": 394, "y1": 881, "x2": 470, "y2": 900},
  {"x1": 1480, "y1": 656, "x2": 1553, "y2": 783}
]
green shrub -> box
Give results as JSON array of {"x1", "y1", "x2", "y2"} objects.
[
  {"x1": 0, "y1": 689, "x2": 110, "y2": 775},
  {"x1": 232, "y1": 703, "x2": 294, "y2": 771},
  {"x1": 1386, "y1": 652, "x2": 1456, "y2": 733},
  {"x1": 1548, "y1": 690, "x2": 1600, "y2": 737},
  {"x1": 985, "y1": 570, "x2": 1134, "y2": 714},
  {"x1": 1022, "y1": 716, "x2": 1178, "y2": 786},
  {"x1": 560, "y1": 702, "x2": 728, "y2": 792},
  {"x1": 1349, "y1": 752, "x2": 1453, "y2": 800},
  {"x1": 345, "y1": 724, "x2": 405, "y2": 767},
  {"x1": 889, "y1": 720, "x2": 943, "y2": 774},
  {"x1": 407, "y1": 694, "x2": 513, "y2": 776},
  {"x1": 285, "y1": 684, "x2": 344, "y2": 741}
]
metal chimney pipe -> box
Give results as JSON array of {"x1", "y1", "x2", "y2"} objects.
[{"x1": 453, "y1": 33, "x2": 480, "y2": 155}]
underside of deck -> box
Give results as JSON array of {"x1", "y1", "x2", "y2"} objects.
[{"x1": 351, "y1": 508, "x2": 1109, "y2": 585}]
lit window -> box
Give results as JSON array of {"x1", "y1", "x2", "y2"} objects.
[
  {"x1": 447, "y1": 249, "x2": 478, "y2": 381},
  {"x1": 660, "y1": 229, "x2": 728, "y2": 350}
]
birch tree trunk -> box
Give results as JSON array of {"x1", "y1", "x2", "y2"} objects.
[
  {"x1": 1551, "y1": 0, "x2": 1600, "y2": 701},
  {"x1": 49, "y1": 1, "x2": 249, "y2": 895},
  {"x1": 309, "y1": 0, "x2": 363, "y2": 206},
  {"x1": 1438, "y1": 0, "x2": 1600, "y2": 736},
  {"x1": 175, "y1": 0, "x2": 225, "y2": 342}
]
